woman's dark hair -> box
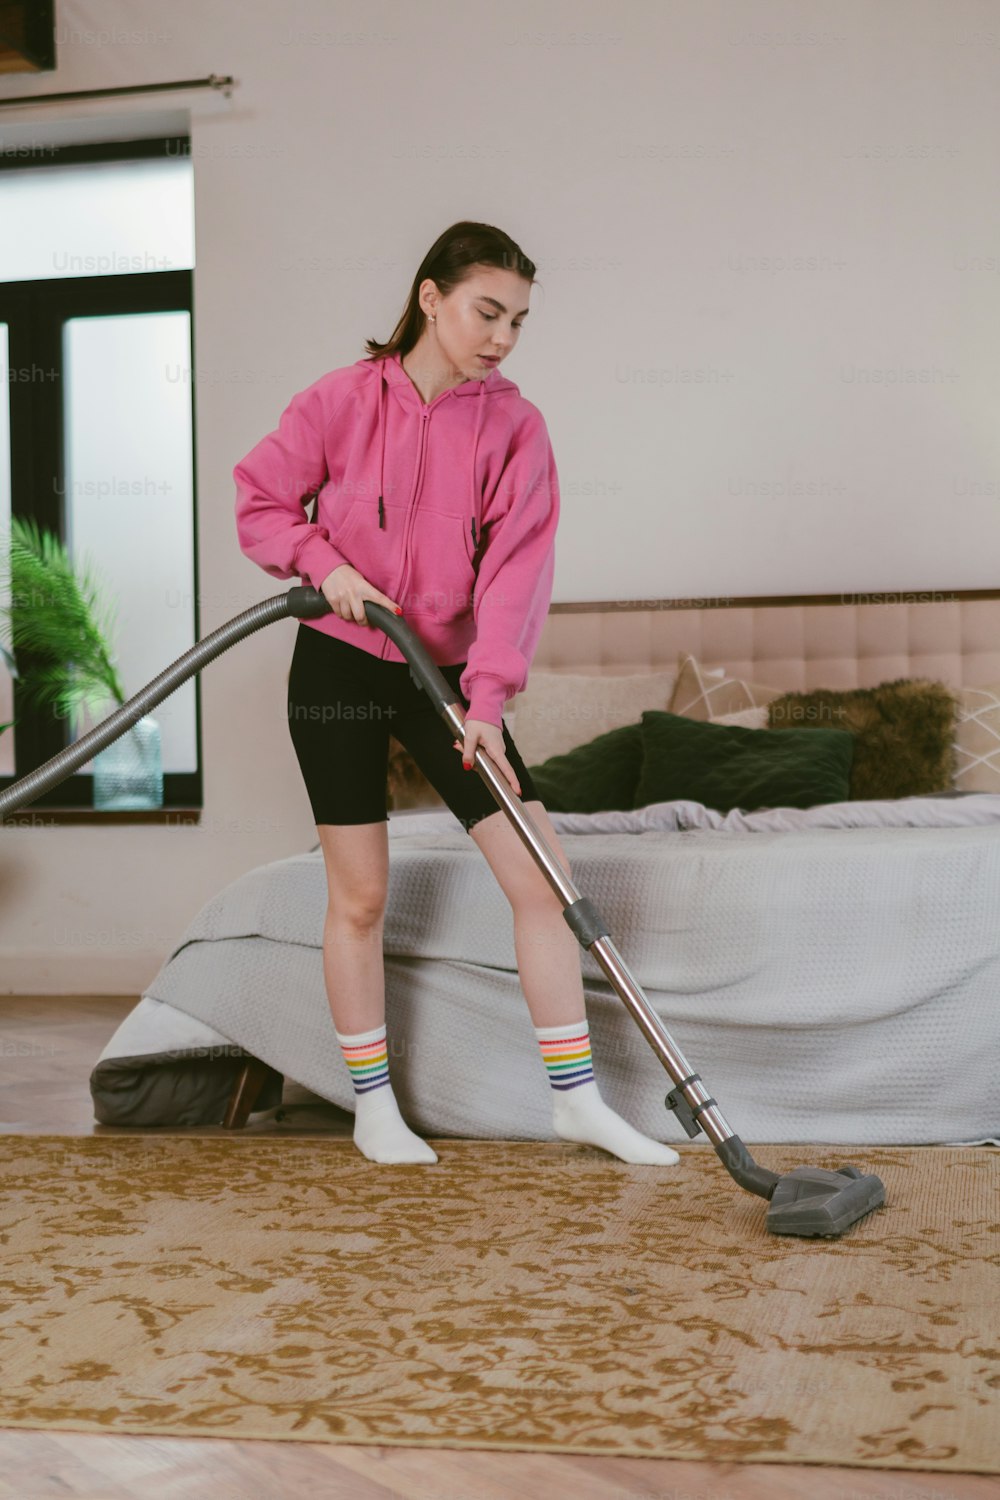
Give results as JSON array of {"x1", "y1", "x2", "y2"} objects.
[{"x1": 364, "y1": 220, "x2": 538, "y2": 361}]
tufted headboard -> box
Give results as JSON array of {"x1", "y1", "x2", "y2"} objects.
[{"x1": 529, "y1": 589, "x2": 1000, "y2": 690}]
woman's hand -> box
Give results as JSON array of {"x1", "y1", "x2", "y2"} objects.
[
  {"x1": 319, "y1": 563, "x2": 402, "y2": 626},
  {"x1": 453, "y1": 719, "x2": 522, "y2": 797}
]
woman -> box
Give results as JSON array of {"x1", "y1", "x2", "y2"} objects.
[{"x1": 234, "y1": 220, "x2": 678, "y2": 1170}]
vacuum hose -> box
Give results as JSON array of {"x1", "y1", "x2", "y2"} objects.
[
  {"x1": 2, "y1": 587, "x2": 492, "y2": 819},
  {"x1": 1, "y1": 587, "x2": 380, "y2": 818}
]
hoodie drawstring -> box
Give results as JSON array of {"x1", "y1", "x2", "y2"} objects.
[{"x1": 378, "y1": 360, "x2": 387, "y2": 528}]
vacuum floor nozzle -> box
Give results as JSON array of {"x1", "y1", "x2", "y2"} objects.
[{"x1": 765, "y1": 1164, "x2": 887, "y2": 1237}]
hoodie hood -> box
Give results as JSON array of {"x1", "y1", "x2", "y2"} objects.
[{"x1": 372, "y1": 351, "x2": 514, "y2": 542}]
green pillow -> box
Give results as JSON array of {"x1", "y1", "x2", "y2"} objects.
[
  {"x1": 633, "y1": 710, "x2": 856, "y2": 814},
  {"x1": 527, "y1": 722, "x2": 644, "y2": 813}
]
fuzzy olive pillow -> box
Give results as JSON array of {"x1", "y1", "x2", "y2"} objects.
[
  {"x1": 634, "y1": 710, "x2": 856, "y2": 814},
  {"x1": 527, "y1": 722, "x2": 645, "y2": 814},
  {"x1": 766, "y1": 677, "x2": 959, "y2": 799}
]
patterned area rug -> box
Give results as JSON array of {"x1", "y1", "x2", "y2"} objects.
[{"x1": 0, "y1": 1136, "x2": 995, "y2": 1470}]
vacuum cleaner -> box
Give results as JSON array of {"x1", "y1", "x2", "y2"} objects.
[{"x1": 0, "y1": 586, "x2": 887, "y2": 1238}]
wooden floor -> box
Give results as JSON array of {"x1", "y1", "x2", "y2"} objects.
[{"x1": 0, "y1": 994, "x2": 993, "y2": 1500}]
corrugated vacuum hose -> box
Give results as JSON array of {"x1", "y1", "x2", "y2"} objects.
[{"x1": 0, "y1": 585, "x2": 887, "y2": 1237}]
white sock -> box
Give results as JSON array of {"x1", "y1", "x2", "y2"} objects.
[
  {"x1": 335, "y1": 1022, "x2": 438, "y2": 1165},
  {"x1": 534, "y1": 1018, "x2": 680, "y2": 1166}
]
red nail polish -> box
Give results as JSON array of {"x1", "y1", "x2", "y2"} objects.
[
  {"x1": 463, "y1": 762, "x2": 471, "y2": 770},
  {"x1": 395, "y1": 607, "x2": 403, "y2": 616}
]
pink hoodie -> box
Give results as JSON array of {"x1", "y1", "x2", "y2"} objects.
[{"x1": 233, "y1": 351, "x2": 560, "y2": 728}]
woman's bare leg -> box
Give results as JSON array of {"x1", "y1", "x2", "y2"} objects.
[
  {"x1": 470, "y1": 802, "x2": 679, "y2": 1166},
  {"x1": 317, "y1": 821, "x2": 437, "y2": 1164}
]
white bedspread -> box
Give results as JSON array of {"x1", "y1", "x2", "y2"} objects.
[{"x1": 91, "y1": 793, "x2": 1000, "y2": 1145}]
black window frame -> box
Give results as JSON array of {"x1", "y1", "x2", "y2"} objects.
[{"x1": 0, "y1": 135, "x2": 202, "y2": 811}]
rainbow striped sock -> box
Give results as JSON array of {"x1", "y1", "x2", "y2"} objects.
[
  {"x1": 335, "y1": 1022, "x2": 391, "y2": 1096},
  {"x1": 534, "y1": 1018, "x2": 596, "y2": 1092}
]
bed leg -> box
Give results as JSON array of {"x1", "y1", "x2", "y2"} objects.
[{"x1": 223, "y1": 1056, "x2": 282, "y2": 1129}]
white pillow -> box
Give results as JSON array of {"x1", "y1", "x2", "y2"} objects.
[
  {"x1": 507, "y1": 669, "x2": 678, "y2": 767},
  {"x1": 712, "y1": 706, "x2": 770, "y2": 730}
]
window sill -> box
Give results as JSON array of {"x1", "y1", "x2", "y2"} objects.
[{"x1": 1, "y1": 807, "x2": 203, "y2": 827}]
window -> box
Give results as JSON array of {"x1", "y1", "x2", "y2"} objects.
[{"x1": 0, "y1": 137, "x2": 200, "y2": 810}]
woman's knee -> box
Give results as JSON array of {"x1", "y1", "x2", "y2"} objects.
[
  {"x1": 472, "y1": 801, "x2": 574, "y2": 910},
  {"x1": 520, "y1": 800, "x2": 573, "y2": 880},
  {"x1": 328, "y1": 888, "x2": 386, "y2": 930},
  {"x1": 317, "y1": 821, "x2": 389, "y2": 925}
]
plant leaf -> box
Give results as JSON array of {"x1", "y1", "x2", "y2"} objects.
[{"x1": 0, "y1": 515, "x2": 126, "y2": 708}]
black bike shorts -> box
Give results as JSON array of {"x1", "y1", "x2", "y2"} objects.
[{"x1": 286, "y1": 621, "x2": 540, "y2": 833}]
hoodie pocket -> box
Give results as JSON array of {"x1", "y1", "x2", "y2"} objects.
[
  {"x1": 401, "y1": 508, "x2": 477, "y2": 623},
  {"x1": 325, "y1": 496, "x2": 366, "y2": 554}
]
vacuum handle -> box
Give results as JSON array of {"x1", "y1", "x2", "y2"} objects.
[{"x1": 287, "y1": 585, "x2": 463, "y2": 715}]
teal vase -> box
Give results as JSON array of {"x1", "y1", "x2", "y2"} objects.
[{"x1": 92, "y1": 714, "x2": 163, "y2": 811}]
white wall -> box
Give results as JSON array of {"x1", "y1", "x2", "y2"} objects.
[{"x1": 1, "y1": 0, "x2": 998, "y2": 992}]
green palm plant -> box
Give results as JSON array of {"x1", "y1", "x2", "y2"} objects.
[{"x1": 0, "y1": 515, "x2": 127, "y2": 729}]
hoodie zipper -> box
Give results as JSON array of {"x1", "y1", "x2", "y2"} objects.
[{"x1": 381, "y1": 405, "x2": 431, "y2": 659}]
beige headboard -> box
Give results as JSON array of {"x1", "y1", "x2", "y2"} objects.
[{"x1": 528, "y1": 590, "x2": 1000, "y2": 692}]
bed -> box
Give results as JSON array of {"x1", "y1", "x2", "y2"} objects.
[{"x1": 89, "y1": 591, "x2": 1000, "y2": 1146}]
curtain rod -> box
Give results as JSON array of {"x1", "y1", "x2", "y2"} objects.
[{"x1": 0, "y1": 74, "x2": 235, "y2": 110}]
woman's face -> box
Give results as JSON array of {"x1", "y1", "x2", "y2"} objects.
[{"x1": 425, "y1": 266, "x2": 532, "y2": 381}]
